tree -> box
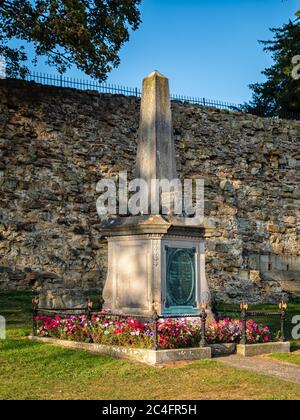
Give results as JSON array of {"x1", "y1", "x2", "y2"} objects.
[
  {"x1": 0, "y1": 0, "x2": 141, "y2": 81},
  {"x1": 245, "y1": 11, "x2": 300, "y2": 118}
]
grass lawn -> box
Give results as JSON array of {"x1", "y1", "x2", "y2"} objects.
[
  {"x1": 267, "y1": 347, "x2": 300, "y2": 367},
  {"x1": 1, "y1": 291, "x2": 300, "y2": 400}
]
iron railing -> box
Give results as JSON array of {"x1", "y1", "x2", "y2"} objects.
[
  {"x1": 23, "y1": 71, "x2": 141, "y2": 97},
  {"x1": 32, "y1": 302, "x2": 207, "y2": 350},
  {"x1": 4, "y1": 71, "x2": 300, "y2": 119},
  {"x1": 15, "y1": 71, "x2": 242, "y2": 112},
  {"x1": 214, "y1": 304, "x2": 289, "y2": 343},
  {"x1": 32, "y1": 299, "x2": 288, "y2": 349}
]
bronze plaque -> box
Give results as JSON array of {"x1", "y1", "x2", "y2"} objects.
[{"x1": 166, "y1": 247, "x2": 196, "y2": 310}]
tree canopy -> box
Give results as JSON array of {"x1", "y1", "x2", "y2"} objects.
[
  {"x1": 245, "y1": 11, "x2": 300, "y2": 118},
  {"x1": 0, "y1": 0, "x2": 141, "y2": 81}
]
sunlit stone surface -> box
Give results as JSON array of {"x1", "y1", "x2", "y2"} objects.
[{"x1": 100, "y1": 71, "x2": 209, "y2": 316}]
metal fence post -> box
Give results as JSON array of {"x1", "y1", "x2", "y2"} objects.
[
  {"x1": 32, "y1": 297, "x2": 39, "y2": 336},
  {"x1": 200, "y1": 305, "x2": 207, "y2": 347},
  {"x1": 86, "y1": 299, "x2": 93, "y2": 321},
  {"x1": 240, "y1": 302, "x2": 248, "y2": 345},
  {"x1": 152, "y1": 310, "x2": 159, "y2": 351},
  {"x1": 279, "y1": 301, "x2": 288, "y2": 342}
]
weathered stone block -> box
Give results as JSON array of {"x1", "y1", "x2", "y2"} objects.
[
  {"x1": 249, "y1": 270, "x2": 261, "y2": 283},
  {"x1": 237, "y1": 342, "x2": 290, "y2": 357}
]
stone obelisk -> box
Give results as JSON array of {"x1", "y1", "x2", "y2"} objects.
[
  {"x1": 99, "y1": 71, "x2": 210, "y2": 317},
  {"x1": 136, "y1": 71, "x2": 177, "y2": 184}
]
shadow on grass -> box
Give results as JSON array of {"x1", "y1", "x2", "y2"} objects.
[{"x1": 291, "y1": 341, "x2": 300, "y2": 352}]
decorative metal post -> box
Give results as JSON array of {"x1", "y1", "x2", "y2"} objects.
[
  {"x1": 200, "y1": 304, "x2": 207, "y2": 347},
  {"x1": 152, "y1": 310, "x2": 159, "y2": 351},
  {"x1": 86, "y1": 299, "x2": 93, "y2": 321},
  {"x1": 240, "y1": 302, "x2": 248, "y2": 345},
  {"x1": 32, "y1": 297, "x2": 39, "y2": 336},
  {"x1": 279, "y1": 301, "x2": 288, "y2": 342}
]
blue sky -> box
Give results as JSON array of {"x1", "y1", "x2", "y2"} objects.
[{"x1": 11, "y1": 0, "x2": 300, "y2": 104}]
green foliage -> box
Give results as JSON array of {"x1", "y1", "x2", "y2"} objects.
[
  {"x1": 245, "y1": 12, "x2": 300, "y2": 117},
  {"x1": 0, "y1": 0, "x2": 141, "y2": 80}
]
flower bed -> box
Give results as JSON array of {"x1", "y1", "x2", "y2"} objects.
[
  {"x1": 206, "y1": 319, "x2": 271, "y2": 345},
  {"x1": 34, "y1": 314, "x2": 271, "y2": 349}
]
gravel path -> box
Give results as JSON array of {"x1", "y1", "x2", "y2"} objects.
[{"x1": 217, "y1": 355, "x2": 300, "y2": 385}]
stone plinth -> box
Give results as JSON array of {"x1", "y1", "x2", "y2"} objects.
[{"x1": 100, "y1": 215, "x2": 209, "y2": 316}]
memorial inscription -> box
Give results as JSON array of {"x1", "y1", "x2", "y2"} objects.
[{"x1": 165, "y1": 247, "x2": 197, "y2": 312}]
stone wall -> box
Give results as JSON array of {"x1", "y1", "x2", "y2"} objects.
[{"x1": 0, "y1": 79, "x2": 299, "y2": 303}]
